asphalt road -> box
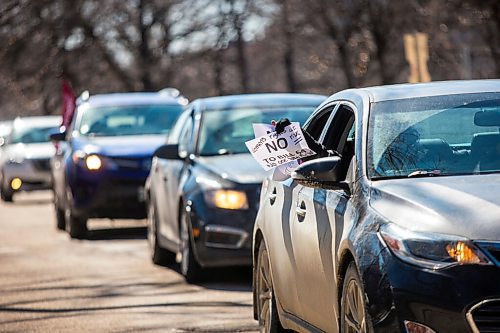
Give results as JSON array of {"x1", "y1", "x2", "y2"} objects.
[{"x1": 0, "y1": 191, "x2": 258, "y2": 333}]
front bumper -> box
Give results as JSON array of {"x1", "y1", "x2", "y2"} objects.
[
  {"x1": 186, "y1": 186, "x2": 260, "y2": 268},
  {"x1": 2, "y1": 159, "x2": 52, "y2": 192},
  {"x1": 69, "y1": 165, "x2": 148, "y2": 219},
  {"x1": 364, "y1": 240, "x2": 500, "y2": 333}
]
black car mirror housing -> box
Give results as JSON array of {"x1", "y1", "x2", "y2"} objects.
[
  {"x1": 153, "y1": 144, "x2": 181, "y2": 160},
  {"x1": 292, "y1": 156, "x2": 347, "y2": 191}
]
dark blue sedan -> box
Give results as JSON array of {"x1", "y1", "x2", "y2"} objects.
[
  {"x1": 50, "y1": 91, "x2": 186, "y2": 238},
  {"x1": 145, "y1": 93, "x2": 326, "y2": 282}
]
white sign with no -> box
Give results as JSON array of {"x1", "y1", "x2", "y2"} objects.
[{"x1": 245, "y1": 122, "x2": 315, "y2": 171}]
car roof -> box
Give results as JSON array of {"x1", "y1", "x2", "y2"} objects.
[
  {"x1": 81, "y1": 92, "x2": 186, "y2": 108},
  {"x1": 327, "y1": 79, "x2": 500, "y2": 104},
  {"x1": 13, "y1": 115, "x2": 61, "y2": 128},
  {"x1": 193, "y1": 93, "x2": 327, "y2": 111}
]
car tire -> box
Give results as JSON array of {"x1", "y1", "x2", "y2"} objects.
[
  {"x1": 0, "y1": 175, "x2": 13, "y2": 202},
  {"x1": 340, "y1": 262, "x2": 374, "y2": 333},
  {"x1": 0, "y1": 186, "x2": 13, "y2": 202},
  {"x1": 147, "y1": 198, "x2": 175, "y2": 265},
  {"x1": 66, "y1": 209, "x2": 88, "y2": 239},
  {"x1": 56, "y1": 206, "x2": 66, "y2": 230},
  {"x1": 256, "y1": 241, "x2": 287, "y2": 333},
  {"x1": 54, "y1": 195, "x2": 66, "y2": 230},
  {"x1": 180, "y1": 207, "x2": 202, "y2": 283}
]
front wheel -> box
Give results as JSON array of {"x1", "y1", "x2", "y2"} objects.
[
  {"x1": 0, "y1": 176, "x2": 13, "y2": 202},
  {"x1": 147, "y1": 198, "x2": 175, "y2": 265},
  {"x1": 179, "y1": 207, "x2": 202, "y2": 283},
  {"x1": 256, "y1": 241, "x2": 287, "y2": 333},
  {"x1": 340, "y1": 262, "x2": 373, "y2": 333},
  {"x1": 54, "y1": 195, "x2": 65, "y2": 230},
  {"x1": 65, "y1": 207, "x2": 88, "y2": 239}
]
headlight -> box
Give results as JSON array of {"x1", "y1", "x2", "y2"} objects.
[
  {"x1": 85, "y1": 155, "x2": 102, "y2": 170},
  {"x1": 204, "y1": 189, "x2": 249, "y2": 210},
  {"x1": 379, "y1": 223, "x2": 492, "y2": 270},
  {"x1": 72, "y1": 151, "x2": 105, "y2": 171}
]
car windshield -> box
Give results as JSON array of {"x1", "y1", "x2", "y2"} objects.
[
  {"x1": 78, "y1": 105, "x2": 183, "y2": 137},
  {"x1": 368, "y1": 92, "x2": 500, "y2": 179},
  {"x1": 197, "y1": 106, "x2": 315, "y2": 156},
  {"x1": 9, "y1": 125, "x2": 58, "y2": 144}
]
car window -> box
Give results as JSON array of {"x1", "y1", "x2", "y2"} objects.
[
  {"x1": 9, "y1": 125, "x2": 59, "y2": 144},
  {"x1": 168, "y1": 109, "x2": 192, "y2": 144},
  {"x1": 197, "y1": 106, "x2": 316, "y2": 156},
  {"x1": 78, "y1": 105, "x2": 183, "y2": 137},
  {"x1": 303, "y1": 104, "x2": 337, "y2": 141},
  {"x1": 178, "y1": 114, "x2": 194, "y2": 158},
  {"x1": 368, "y1": 92, "x2": 500, "y2": 179}
]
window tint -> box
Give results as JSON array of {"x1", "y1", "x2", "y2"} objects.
[
  {"x1": 178, "y1": 115, "x2": 194, "y2": 158},
  {"x1": 368, "y1": 93, "x2": 500, "y2": 178},
  {"x1": 304, "y1": 104, "x2": 337, "y2": 141},
  {"x1": 78, "y1": 105, "x2": 183, "y2": 137}
]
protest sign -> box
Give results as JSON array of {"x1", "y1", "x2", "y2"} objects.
[{"x1": 245, "y1": 122, "x2": 315, "y2": 171}]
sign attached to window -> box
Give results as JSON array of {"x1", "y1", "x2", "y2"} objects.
[{"x1": 245, "y1": 122, "x2": 315, "y2": 171}]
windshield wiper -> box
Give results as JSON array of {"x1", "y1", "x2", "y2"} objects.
[{"x1": 407, "y1": 170, "x2": 442, "y2": 178}]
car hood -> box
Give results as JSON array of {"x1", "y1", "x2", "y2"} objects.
[
  {"x1": 3, "y1": 142, "x2": 55, "y2": 161},
  {"x1": 369, "y1": 174, "x2": 500, "y2": 241},
  {"x1": 195, "y1": 154, "x2": 267, "y2": 184},
  {"x1": 76, "y1": 135, "x2": 167, "y2": 157}
]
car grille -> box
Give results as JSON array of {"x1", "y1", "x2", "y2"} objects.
[
  {"x1": 467, "y1": 299, "x2": 500, "y2": 333},
  {"x1": 31, "y1": 158, "x2": 51, "y2": 171},
  {"x1": 476, "y1": 241, "x2": 500, "y2": 267},
  {"x1": 110, "y1": 157, "x2": 151, "y2": 171}
]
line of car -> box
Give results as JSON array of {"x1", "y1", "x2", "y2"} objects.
[{"x1": 1, "y1": 80, "x2": 499, "y2": 333}]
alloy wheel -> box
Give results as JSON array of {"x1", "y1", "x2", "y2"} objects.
[{"x1": 342, "y1": 263, "x2": 369, "y2": 333}]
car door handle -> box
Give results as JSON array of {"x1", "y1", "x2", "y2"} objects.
[
  {"x1": 269, "y1": 188, "x2": 277, "y2": 205},
  {"x1": 295, "y1": 201, "x2": 306, "y2": 218}
]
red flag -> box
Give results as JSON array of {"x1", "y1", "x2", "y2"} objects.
[{"x1": 61, "y1": 79, "x2": 76, "y2": 131}]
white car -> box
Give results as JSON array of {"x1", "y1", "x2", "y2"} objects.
[{"x1": 0, "y1": 116, "x2": 61, "y2": 202}]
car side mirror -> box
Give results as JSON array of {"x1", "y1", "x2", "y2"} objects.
[
  {"x1": 292, "y1": 156, "x2": 348, "y2": 191},
  {"x1": 153, "y1": 144, "x2": 181, "y2": 160},
  {"x1": 49, "y1": 131, "x2": 66, "y2": 142}
]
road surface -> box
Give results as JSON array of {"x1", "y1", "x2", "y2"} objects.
[{"x1": 0, "y1": 191, "x2": 258, "y2": 333}]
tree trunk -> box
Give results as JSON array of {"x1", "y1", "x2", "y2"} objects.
[
  {"x1": 139, "y1": 0, "x2": 152, "y2": 91},
  {"x1": 281, "y1": 0, "x2": 297, "y2": 92}
]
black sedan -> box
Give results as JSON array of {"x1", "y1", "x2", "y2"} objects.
[
  {"x1": 253, "y1": 80, "x2": 500, "y2": 333},
  {"x1": 145, "y1": 93, "x2": 325, "y2": 282}
]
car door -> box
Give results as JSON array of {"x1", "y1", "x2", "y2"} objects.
[
  {"x1": 290, "y1": 103, "x2": 356, "y2": 331},
  {"x1": 156, "y1": 108, "x2": 195, "y2": 251},
  {"x1": 267, "y1": 104, "x2": 338, "y2": 318}
]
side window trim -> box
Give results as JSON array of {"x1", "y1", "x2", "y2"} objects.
[
  {"x1": 304, "y1": 102, "x2": 338, "y2": 140},
  {"x1": 319, "y1": 103, "x2": 340, "y2": 144}
]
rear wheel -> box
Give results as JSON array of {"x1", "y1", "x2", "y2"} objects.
[
  {"x1": 147, "y1": 198, "x2": 175, "y2": 265},
  {"x1": 256, "y1": 241, "x2": 287, "y2": 333},
  {"x1": 180, "y1": 207, "x2": 202, "y2": 283},
  {"x1": 340, "y1": 262, "x2": 373, "y2": 333}
]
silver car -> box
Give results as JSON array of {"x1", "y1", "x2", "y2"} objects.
[
  {"x1": 253, "y1": 80, "x2": 500, "y2": 333},
  {"x1": 0, "y1": 116, "x2": 61, "y2": 201}
]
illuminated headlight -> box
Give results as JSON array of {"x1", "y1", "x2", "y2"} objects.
[
  {"x1": 204, "y1": 190, "x2": 249, "y2": 210},
  {"x1": 85, "y1": 155, "x2": 102, "y2": 170},
  {"x1": 11, "y1": 178, "x2": 22, "y2": 190},
  {"x1": 379, "y1": 223, "x2": 492, "y2": 269},
  {"x1": 72, "y1": 151, "x2": 104, "y2": 171}
]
